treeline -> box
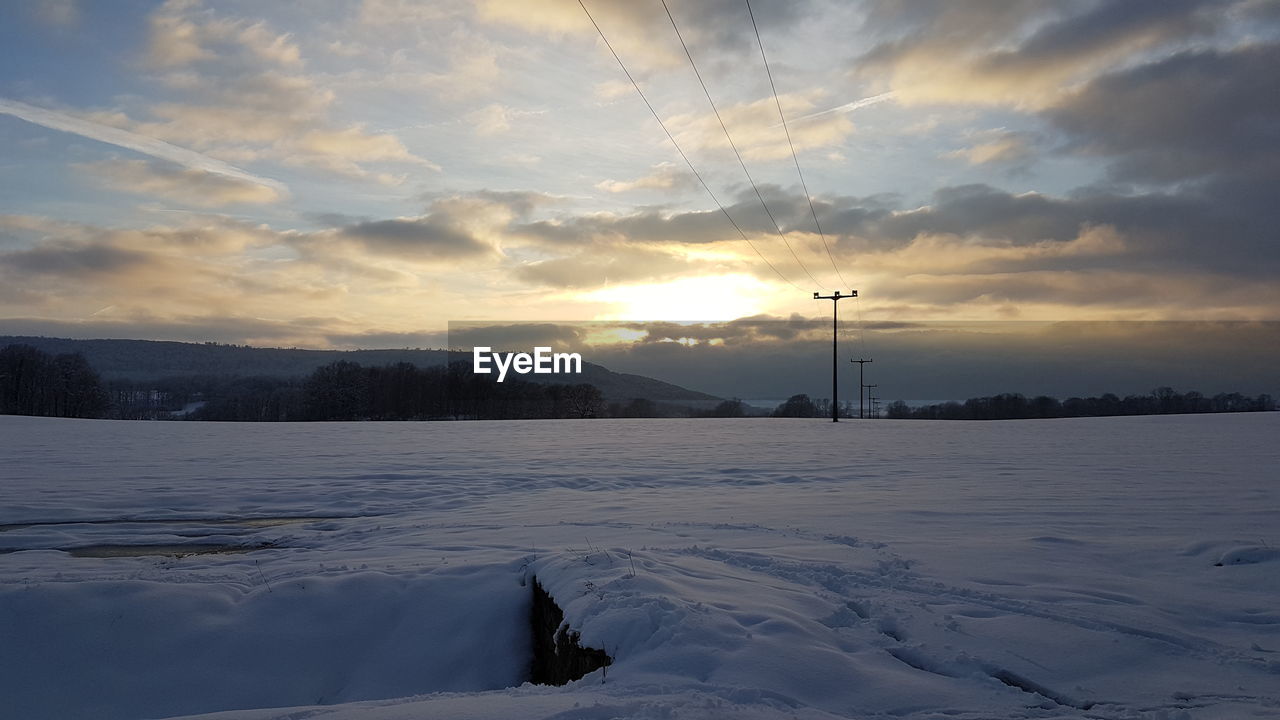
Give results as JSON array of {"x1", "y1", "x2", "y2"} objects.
[
  {"x1": 886, "y1": 387, "x2": 1276, "y2": 420},
  {"x1": 771, "y1": 394, "x2": 854, "y2": 418},
  {"x1": 13, "y1": 341, "x2": 1272, "y2": 424},
  {"x1": 0, "y1": 344, "x2": 108, "y2": 418}
]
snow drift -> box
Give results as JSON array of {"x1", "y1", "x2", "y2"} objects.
[{"x1": 1, "y1": 414, "x2": 1278, "y2": 719}]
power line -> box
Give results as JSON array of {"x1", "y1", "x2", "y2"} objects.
[
  {"x1": 578, "y1": 0, "x2": 803, "y2": 291},
  {"x1": 851, "y1": 357, "x2": 872, "y2": 419},
  {"x1": 814, "y1": 290, "x2": 856, "y2": 422},
  {"x1": 745, "y1": 0, "x2": 848, "y2": 290},
  {"x1": 659, "y1": 0, "x2": 823, "y2": 289}
]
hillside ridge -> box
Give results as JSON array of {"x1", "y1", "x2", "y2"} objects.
[{"x1": 0, "y1": 335, "x2": 724, "y2": 409}]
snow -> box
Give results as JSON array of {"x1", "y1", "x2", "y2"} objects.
[{"x1": 1, "y1": 414, "x2": 1278, "y2": 720}]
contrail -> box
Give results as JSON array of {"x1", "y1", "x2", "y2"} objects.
[
  {"x1": 773, "y1": 91, "x2": 896, "y2": 127},
  {"x1": 0, "y1": 98, "x2": 287, "y2": 192}
]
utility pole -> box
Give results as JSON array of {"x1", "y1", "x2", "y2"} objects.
[
  {"x1": 871, "y1": 396, "x2": 881, "y2": 419},
  {"x1": 850, "y1": 358, "x2": 872, "y2": 418},
  {"x1": 814, "y1": 290, "x2": 857, "y2": 422},
  {"x1": 863, "y1": 383, "x2": 877, "y2": 419}
]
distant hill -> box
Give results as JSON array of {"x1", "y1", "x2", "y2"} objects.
[{"x1": 0, "y1": 336, "x2": 725, "y2": 410}]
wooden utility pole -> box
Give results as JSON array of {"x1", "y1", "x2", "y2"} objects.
[
  {"x1": 850, "y1": 358, "x2": 872, "y2": 418},
  {"x1": 862, "y1": 383, "x2": 877, "y2": 419},
  {"x1": 814, "y1": 290, "x2": 857, "y2": 422}
]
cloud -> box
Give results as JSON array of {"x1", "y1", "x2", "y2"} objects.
[
  {"x1": 513, "y1": 206, "x2": 739, "y2": 247},
  {"x1": 498, "y1": 171, "x2": 1280, "y2": 314},
  {"x1": 477, "y1": 0, "x2": 681, "y2": 69},
  {"x1": 945, "y1": 131, "x2": 1038, "y2": 167},
  {"x1": 855, "y1": 0, "x2": 1235, "y2": 108},
  {"x1": 4, "y1": 152, "x2": 1278, "y2": 354},
  {"x1": 130, "y1": 70, "x2": 426, "y2": 174},
  {"x1": 596, "y1": 162, "x2": 694, "y2": 193},
  {"x1": 0, "y1": 314, "x2": 360, "y2": 349},
  {"x1": 445, "y1": 322, "x2": 588, "y2": 352},
  {"x1": 336, "y1": 20, "x2": 507, "y2": 102},
  {"x1": 0, "y1": 98, "x2": 287, "y2": 193},
  {"x1": 865, "y1": 223, "x2": 1129, "y2": 280},
  {"x1": 0, "y1": 213, "x2": 452, "y2": 337},
  {"x1": 131, "y1": 2, "x2": 436, "y2": 179},
  {"x1": 583, "y1": 320, "x2": 1280, "y2": 402},
  {"x1": 667, "y1": 90, "x2": 855, "y2": 161},
  {"x1": 514, "y1": 245, "x2": 701, "y2": 288},
  {"x1": 479, "y1": 0, "x2": 816, "y2": 73},
  {"x1": 467, "y1": 103, "x2": 513, "y2": 136},
  {"x1": 274, "y1": 193, "x2": 541, "y2": 274},
  {"x1": 77, "y1": 158, "x2": 284, "y2": 207},
  {"x1": 448, "y1": 189, "x2": 562, "y2": 219},
  {"x1": 357, "y1": 0, "x2": 454, "y2": 27},
  {"x1": 1, "y1": 243, "x2": 154, "y2": 278},
  {"x1": 421, "y1": 44, "x2": 505, "y2": 101},
  {"x1": 147, "y1": 3, "x2": 212, "y2": 66},
  {"x1": 594, "y1": 79, "x2": 633, "y2": 100},
  {"x1": 33, "y1": 0, "x2": 79, "y2": 27},
  {"x1": 819, "y1": 181, "x2": 1278, "y2": 280},
  {"x1": 147, "y1": 0, "x2": 302, "y2": 68},
  {"x1": 293, "y1": 126, "x2": 439, "y2": 174},
  {"x1": 331, "y1": 217, "x2": 495, "y2": 261},
  {"x1": 1046, "y1": 42, "x2": 1280, "y2": 183},
  {"x1": 867, "y1": 268, "x2": 1279, "y2": 317}
]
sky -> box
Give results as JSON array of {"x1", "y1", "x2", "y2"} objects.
[{"x1": 1, "y1": 0, "x2": 1278, "y2": 360}]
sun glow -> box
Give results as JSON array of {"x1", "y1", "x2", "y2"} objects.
[{"x1": 583, "y1": 274, "x2": 772, "y2": 321}]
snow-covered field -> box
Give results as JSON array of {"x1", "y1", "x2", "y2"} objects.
[{"x1": 2, "y1": 414, "x2": 1278, "y2": 720}]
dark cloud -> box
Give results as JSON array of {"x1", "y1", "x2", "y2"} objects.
[
  {"x1": 1242, "y1": 0, "x2": 1280, "y2": 23},
  {"x1": 830, "y1": 180, "x2": 1276, "y2": 280},
  {"x1": 0, "y1": 315, "x2": 323, "y2": 346},
  {"x1": 514, "y1": 187, "x2": 891, "y2": 250},
  {"x1": 504, "y1": 163, "x2": 1276, "y2": 298},
  {"x1": 853, "y1": 0, "x2": 1254, "y2": 109},
  {"x1": 514, "y1": 206, "x2": 735, "y2": 247},
  {"x1": 334, "y1": 216, "x2": 491, "y2": 259},
  {"x1": 427, "y1": 320, "x2": 1275, "y2": 406},
  {"x1": 875, "y1": 184, "x2": 1081, "y2": 245},
  {"x1": 672, "y1": 0, "x2": 815, "y2": 58},
  {"x1": 298, "y1": 192, "x2": 557, "y2": 265},
  {"x1": 622, "y1": 315, "x2": 826, "y2": 345},
  {"x1": 980, "y1": 0, "x2": 1223, "y2": 76},
  {"x1": 1047, "y1": 42, "x2": 1280, "y2": 183},
  {"x1": 858, "y1": 0, "x2": 1058, "y2": 54},
  {"x1": 445, "y1": 322, "x2": 588, "y2": 352},
  {"x1": 585, "y1": 320, "x2": 1280, "y2": 403},
  {"x1": 0, "y1": 244, "x2": 154, "y2": 277}
]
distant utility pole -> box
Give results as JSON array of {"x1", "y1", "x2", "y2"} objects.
[
  {"x1": 814, "y1": 290, "x2": 857, "y2": 422},
  {"x1": 871, "y1": 396, "x2": 881, "y2": 419},
  {"x1": 850, "y1": 358, "x2": 872, "y2": 418},
  {"x1": 863, "y1": 383, "x2": 878, "y2": 419}
]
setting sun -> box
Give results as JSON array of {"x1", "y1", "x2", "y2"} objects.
[{"x1": 583, "y1": 273, "x2": 772, "y2": 321}]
